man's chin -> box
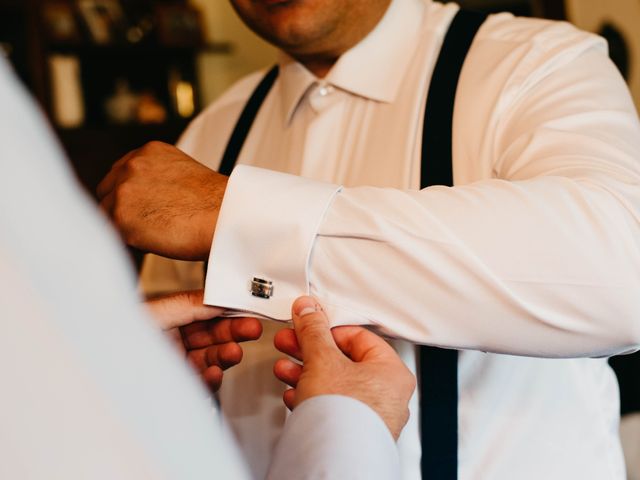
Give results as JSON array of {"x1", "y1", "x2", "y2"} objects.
[
  {"x1": 253, "y1": 0, "x2": 302, "y2": 10},
  {"x1": 232, "y1": 0, "x2": 341, "y2": 56},
  {"x1": 251, "y1": 11, "x2": 324, "y2": 50},
  {"x1": 258, "y1": 0, "x2": 294, "y2": 6}
]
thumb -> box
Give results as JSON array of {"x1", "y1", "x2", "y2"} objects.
[
  {"x1": 331, "y1": 326, "x2": 399, "y2": 363},
  {"x1": 292, "y1": 296, "x2": 339, "y2": 361},
  {"x1": 145, "y1": 290, "x2": 224, "y2": 330}
]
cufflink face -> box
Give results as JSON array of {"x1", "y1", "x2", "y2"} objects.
[{"x1": 251, "y1": 277, "x2": 273, "y2": 299}]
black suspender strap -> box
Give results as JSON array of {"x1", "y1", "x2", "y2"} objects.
[
  {"x1": 218, "y1": 65, "x2": 279, "y2": 176},
  {"x1": 421, "y1": 9, "x2": 486, "y2": 189},
  {"x1": 207, "y1": 65, "x2": 277, "y2": 277},
  {"x1": 419, "y1": 9, "x2": 486, "y2": 480}
]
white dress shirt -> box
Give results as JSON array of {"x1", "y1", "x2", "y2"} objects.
[
  {"x1": 163, "y1": 0, "x2": 640, "y2": 478},
  {"x1": 0, "y1": 57, "x2": 400, "y2": 479}
]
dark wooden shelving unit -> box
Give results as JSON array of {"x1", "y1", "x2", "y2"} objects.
[{"x1": 0, "y1": 0, "x2": 223, "y2": 195}]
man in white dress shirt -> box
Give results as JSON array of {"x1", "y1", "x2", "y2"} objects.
[
  {"x1": 0, "y1": 55, "x2": 417, "y2": 479},
  {"x1": 98, "y1": 0, "x2": 640, "y2": 478}
]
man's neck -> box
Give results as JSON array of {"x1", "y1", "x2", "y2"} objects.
[{"x1": 293, "y1": 54, "x2": 338, "y2": 79}]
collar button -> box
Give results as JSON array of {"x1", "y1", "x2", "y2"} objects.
[{"x1": 317, "y1": 84, "x2": 334, "y2": 97}]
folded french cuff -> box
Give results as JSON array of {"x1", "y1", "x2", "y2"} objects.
[{"x1": 204, "y1": 165, "x2": 342, "y2": 321}]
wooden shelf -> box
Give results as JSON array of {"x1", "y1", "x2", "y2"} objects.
[{"x1": 0, "y1": 0, "x2": 210, "y2": 199}]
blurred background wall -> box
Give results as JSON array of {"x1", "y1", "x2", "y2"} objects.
[
  {"x1": 189, "y1": 0, "x2": 276, "y2": 106},
  {"x1": 565, "y1": 0, "x2": 640, "y2": 112}
]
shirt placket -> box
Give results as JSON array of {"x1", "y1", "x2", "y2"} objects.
[{"x1": 299, "y1": 81, "x2": 346, "y2": 182}]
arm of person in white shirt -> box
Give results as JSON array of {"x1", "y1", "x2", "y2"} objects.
[{"x1": 97, "y1": 35, "x2": 640, "y2": 358}]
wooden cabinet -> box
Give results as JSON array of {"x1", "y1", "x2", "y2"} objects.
[{"x1": 0, "y1": 0, "x2": 225, "y2": 195}]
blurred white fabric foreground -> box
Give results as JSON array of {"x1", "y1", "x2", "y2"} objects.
[
  {"x1": 0, "y1": 57, "x2": 400, "y2": 479},
  {"x1": 0, "y1": 53, "x2": 249, "y2": 480}
]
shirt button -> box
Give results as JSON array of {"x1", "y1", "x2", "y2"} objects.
[{"x1": 318, "y1": 84, "x2": 334, "y2": 97}]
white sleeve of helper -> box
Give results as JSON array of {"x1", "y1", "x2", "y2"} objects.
[
  {"x1": 267, "y1": 395, "x2": 399, "y2": 480},
  {"x1": 0, "y1": 56, "x2": 251, "y2": 480}
]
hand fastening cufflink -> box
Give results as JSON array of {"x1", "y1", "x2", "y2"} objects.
[{"x1": 251, "y1": 277, "x2": 273, "y2": 299}]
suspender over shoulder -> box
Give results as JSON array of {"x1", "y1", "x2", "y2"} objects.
[
  {"x1": 419, "y1": 9, "x2": 486, "y2": 480},
  {"x1": 218, "y1": 65, "x2": 279, "y2": 176}
]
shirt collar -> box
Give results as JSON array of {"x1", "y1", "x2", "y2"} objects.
[
  {"x1": 278, "y1": 0, "x2": 428, "y2": 124},
  {"x1": 278, "y1": 55, "x2": 317, "y2": 125}
]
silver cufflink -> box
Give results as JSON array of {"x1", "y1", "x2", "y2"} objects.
[{"x1": 251, "y1": 277, "x2": 273, "y2": 299}]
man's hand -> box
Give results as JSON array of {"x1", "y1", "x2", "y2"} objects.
[
  {"x1": 97, "y1": 142, "x2": 227, "y2": 260},
  {"x1": 273, "y1": 296, "x2": 416, "y2": 440},
  {"x1": 145, "y1": 290, "x2": 263, "y2": 392}
]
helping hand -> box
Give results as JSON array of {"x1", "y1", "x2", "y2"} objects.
[
  {"x1": 145, "y1": 290, "x2": 263, "y2": 392},
  {"x1": 273, "y1": 296, "x2": 416, "y2": 440}
]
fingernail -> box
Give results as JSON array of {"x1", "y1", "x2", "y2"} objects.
[
  {"x1": 298, "y1": 306, "x2": 318, "y2": 317},
  {"x1": 295, "y1": 296, "x2": 321, "y2": 317}
]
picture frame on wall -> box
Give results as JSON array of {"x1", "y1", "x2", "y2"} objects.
[
  {"x1": 155, "y1": 5, "x2": 204, "y2": 48},
  {"x1": 77, "y1": 0, "x2": 126, "y2": 45},
  {"x1": 42, "y1": 1, "x2": 82, "y2": 44}
]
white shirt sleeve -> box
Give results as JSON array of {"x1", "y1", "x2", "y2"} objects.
[
  {"x1": 204, "y1": 32, "x2": 640, "y2": 358},
  {"x1": 267, "y1": 395, "x2": 399, "y2": 480}
]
